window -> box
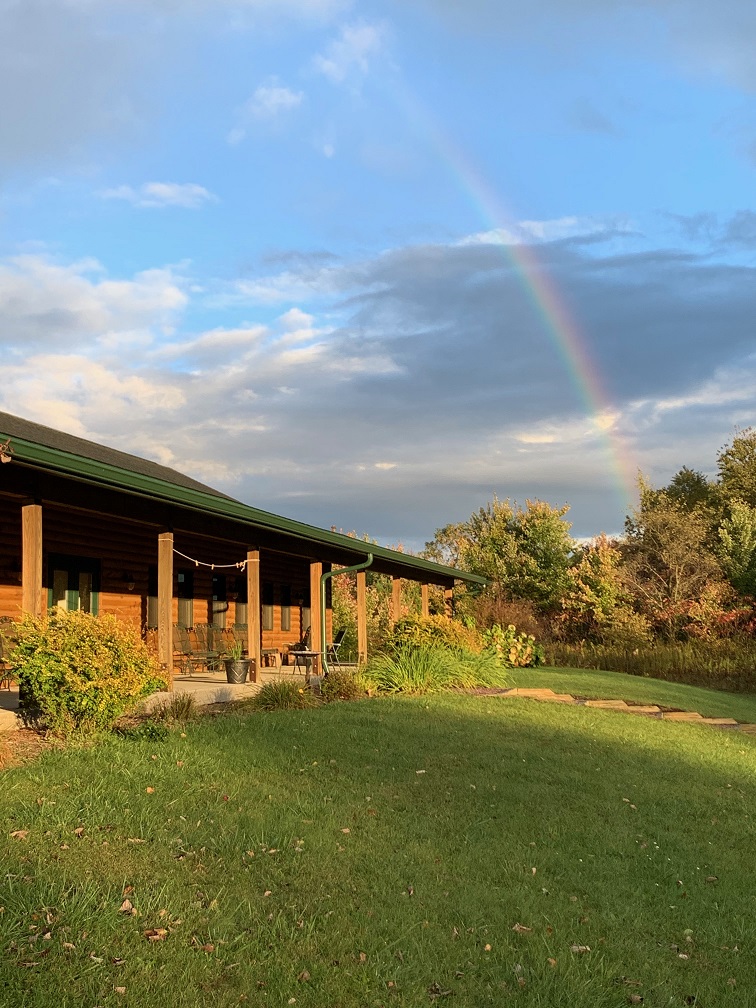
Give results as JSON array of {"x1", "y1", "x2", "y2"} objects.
[
  {"x1": 211, "y1": 574, "x2": 227, "y2": 629},
  {"x1": 177, "y1": 569, "x2": 194, "y2": 628},
  {"x1": 48, "y1": 554, "x2": 100, "y2": 615},
  {"x1": 280, "y1": 584, "x2": 292, "y2": 632},
  {"x1": 262, "y1": 581, "x2": 274, "y2": 631}
]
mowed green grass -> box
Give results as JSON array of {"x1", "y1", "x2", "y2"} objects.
[
  {"x1": 0, "y1": 695, "x2": 754, "y2": 1007},
  {"x1": 514, "y1": 666, "x2": 756, "y2": 723}
]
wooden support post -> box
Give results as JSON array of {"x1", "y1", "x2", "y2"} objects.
[
  {"x1": 444, "y1": 585, "x2": 453, "y2": 618},
  {"x1": 421, "y1": 583, "x2": 429, "y2": 618},
  {"x1": 21, "y1": 503, "x2": 43, "y2": 617},
  {"x1": 357, "y1": 570, "x2": 368, "y2": 665},
  {"x1": 247, "y1": 549, "x2": 261, "y2": 683},
  {"x1": 310, "y1": 561, "x2": 323, "y2": 676},
  {"x1": 391, "y1": 576, "x2": 402, "y2": 624},
  {"x1": 157, "y1": 531, "x2": 174, "y2": 690}
]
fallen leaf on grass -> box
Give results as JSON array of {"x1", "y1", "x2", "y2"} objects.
[
  {"x1": 10, "y1": 831, "x2": 29, "y2": 841},
  {"x1": 484, "y1": 944, "x2": 492, "y2": 952},
  {"x1": 146, "y1": 787, "x2": 155, "y2": 794},
  {"x1": 512, "y1": 923, "x2": 532, "y2": 934},
  {"x1": 144, "y1": 928, "x2": 169, "y2": 942},
  {"x1": 547, "y1": 958, "x2": 557, "y2": 968},
  {"x1": 297, "y1": 970, "x2": 311, "y2": 982},
  {"x1": 119, "y1": 900, "x2": 136, "y2": 916},
  {"x1": 114, "y1": 989, "x2": 126, "y2": 996},
  {"x1": 570, "y1": 945, "x2": 591, "y2": 953},
  {"x1": 74, "y1": 827, "x2": 85, "y2": 838},
  {"x1": 428, "y1": 982, "x2": 452, "y2": 999},
  {"x1": 340, "y1": 828, "x2": 350, "y2": 834},
  {"x1": 628, "y1": 996, "x2": 644, "y2": 1005}
]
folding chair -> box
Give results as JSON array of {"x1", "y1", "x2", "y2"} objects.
[{"x1": 326, "y1": 628, "x2": 346, "y2": 669}]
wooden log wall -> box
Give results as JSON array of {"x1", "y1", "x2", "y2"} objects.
[{"x1": 0, "y1": 494, "x2": 22, "y2": 619}]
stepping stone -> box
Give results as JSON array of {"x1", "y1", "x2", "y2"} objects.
[
  {"x1": 512, "y1": 689, "x2": 558, "y2": 698},
  {"x1": 738, "y1": 724, "x2": 756, "y2": 734},
  {"x1": 550, "y1": 694, "x2": 577, "y2": 703},
  {"x1": 626, "y1": 706, "x2": 662, "y2": 715},
  {"x1": 585, "y1": 699, "x2": 630, "y2": 709},
  {"x1": 661, "y1": 711, "x2": 705, "y2": 721},
  {"x1": 700, "y1": 718, "x2": 739, "y2": 727}
]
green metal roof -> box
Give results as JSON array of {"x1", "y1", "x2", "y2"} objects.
[{"x1": 1, "y1": 419, "x2": 486, "y2": 587}]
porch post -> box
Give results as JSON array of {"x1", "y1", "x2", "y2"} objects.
[
  {"x1": 158, "y1": 531, "x2": 174, "y2": 690},
  {"x1": 391, "y1": 575, "x2": 402, "y2": 624},
  {"x1": 356, "y1": 570, "x2": 368, "y2": 665},
  {"x1": 421, "y1": 583, "x2": 429, "y2": 618},
  {"x1": 444, "y1": 585, "x2": 453, "y2": 618},
  {"x1": 310, "y1": 561, "x2": 323, "y2": 675},
  {"x1": 21, "y1": 502, "x2": 43, "y2": 617},
  {"x1": 246, "y1": 549, "x2": 261, "y2": 682}
]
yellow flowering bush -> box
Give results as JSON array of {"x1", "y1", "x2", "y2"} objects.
[{"x1": 10, "y1": 610, "x2": 164, "y2": 734}]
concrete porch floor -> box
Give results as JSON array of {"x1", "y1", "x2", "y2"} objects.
[{"x1": 0, "y1": 667, "x2": 309, "y2": 731}]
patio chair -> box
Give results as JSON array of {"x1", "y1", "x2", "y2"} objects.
[
  {"x1": 193, "y1": 624, "x2": 221, "y2": 671},
  {"x1": 326, "y1": 628, "x2": 346, "y2": 670}
]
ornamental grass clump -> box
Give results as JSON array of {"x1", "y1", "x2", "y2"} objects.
[
  {"x1": 11, "y1": 610, "x2": 164, "y2": 735},
  {"x1": 248, "y1": 679, "x2": 319, "y2": 711},
  {"x1": 366, "y1": 644, "x2": 512, "y2": 695}
]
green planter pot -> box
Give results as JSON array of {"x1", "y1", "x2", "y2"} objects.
[{"x1": 224, "y1": 659, "x2": 250, "y2": 684}]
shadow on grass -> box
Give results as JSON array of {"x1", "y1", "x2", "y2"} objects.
[{"x1": 0, "y1": 694, "x2": 753, "y2": 1007}]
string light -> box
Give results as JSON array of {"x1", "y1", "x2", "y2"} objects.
[{"x1": 172, "y1": 548, "x2": 249, "y2": 572}]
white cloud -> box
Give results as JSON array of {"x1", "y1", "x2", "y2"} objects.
[
  {"x1": 313, "y1": 22, "x2": 386, "y2": 84},
  {"x1": 227, "y1": 79, "x2": 304, "y2": 145},
  {"x1": 0, "y1": 255, "x2": 187, "y2": 348},
  {"x1": 459, "y1": 216, "x2": 624, "y2": 246},
  {"x1": 99, "y1": 182, "x2": 218, "y2": 209}
]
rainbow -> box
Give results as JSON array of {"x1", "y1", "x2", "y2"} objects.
[{"x1": 398, "y1": 88, "x2": 638, "y2": 520}]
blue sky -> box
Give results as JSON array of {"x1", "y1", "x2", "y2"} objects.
[{"x1": 2, "y1": 0, "x2": 756, "y2": 548}]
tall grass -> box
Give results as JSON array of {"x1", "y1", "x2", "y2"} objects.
[
  {"x1": 549, "y1": 638, "x2": 756, "y2": 692},
  {"x1": 366, "y1": 645, "x2": 511, "y2": 694}
]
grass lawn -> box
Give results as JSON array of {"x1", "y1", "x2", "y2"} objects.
[
  {"x1": 0, "y1": 694, "x2": 754, "y2": 1007},
  {"x1": 513, "y1": 666, "x2": 756, "y2": 723}
]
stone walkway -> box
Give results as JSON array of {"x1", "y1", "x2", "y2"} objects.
[{"x1": 501, "y1": 687, "x2": 756, "y2": 735}]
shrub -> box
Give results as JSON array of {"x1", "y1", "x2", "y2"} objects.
[
  {"x1": 319, "y1": 668, "x2": 364, "y2": 703},
  {"x1": 248, "y1": 679, "x2": 319, "y2": 711},
  {"x1": 10, "y1": 610, "x2": 164, "y2": 735},
  {"x1": 386, "y1": 615, "x2": 483, "y2": 653},
  {"x1": 482, "y1": 624, "x2": 545, "y2": 667}
]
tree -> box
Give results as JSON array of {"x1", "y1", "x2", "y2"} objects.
[
  {"x1": 664, "y1": 466, "x2": 716, "y2": 512},
  {"x1": 717, "y1": 499, "x2": 756, "y2": 596},
  {"x1": 622, "y1": 482, "x2": 725, "y2": 638},
  {"x1": 718, "y1": 428, "x2": 756, "y2": 508},
  {"x1": 424, "y1": 497, "x2": 575, "y2": 613},
  {"x1": 560, "y1": 534, "x2": 651, "y2": 646}
]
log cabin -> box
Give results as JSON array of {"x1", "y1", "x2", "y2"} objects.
[{"x1": 0, "y1": 411, "x2": 485, "y2": 686}]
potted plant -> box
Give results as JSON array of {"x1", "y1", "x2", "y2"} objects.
[{"x1": 223, "y1": 640, "x2": 251, "y2": 684}]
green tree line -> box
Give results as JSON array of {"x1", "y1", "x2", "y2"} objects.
[{"x1": 421, "y1": 428, "x2": 756, "y2": 647}]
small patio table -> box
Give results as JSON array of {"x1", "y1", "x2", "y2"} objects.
[{"x1": 290, "y1": 650, "x2": 321, "y2": 681}]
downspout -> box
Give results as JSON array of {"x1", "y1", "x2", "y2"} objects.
[{"x1": 320, "y1": 554, "x2": 374, "y2": 676}]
